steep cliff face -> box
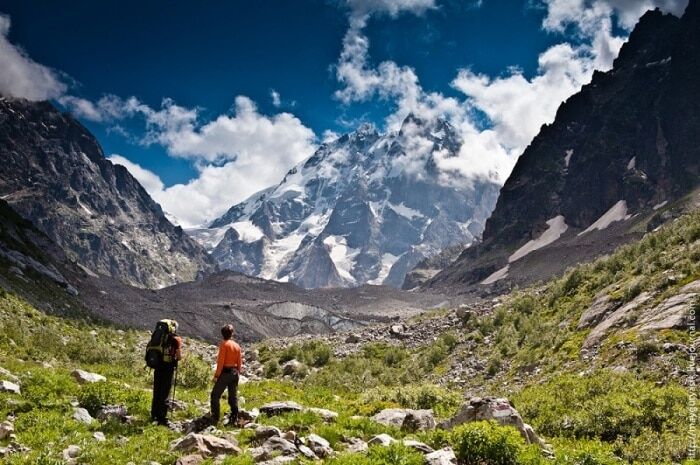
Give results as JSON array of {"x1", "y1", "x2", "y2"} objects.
[
  {"x1": 192, "y1": 115, "x2": 500, "y2": 289},
  {"x1": 0, "y1": 97, "x2": 214, "y2": 288},
  {"x1": 429, "y1": 5, "x2": 700, "y2": 290}
]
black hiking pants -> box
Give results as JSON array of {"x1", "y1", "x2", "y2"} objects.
[
  {"x1": 151, "y1": 364, "x2": 175, "y2": 424},
  {"x1": 210, "y1": 369, "x2": 239, "y2": 423}
]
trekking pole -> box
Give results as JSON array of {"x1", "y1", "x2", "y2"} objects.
[{"x1": 169, "y1": 366, "x2": 178, "y2": 420}]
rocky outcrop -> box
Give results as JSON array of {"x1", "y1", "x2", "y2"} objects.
[
  {"x1": 71, "y1": 369, "x2": 106, "y2": 384},
  {"x1": 0, "y1": 97, "x2": 214, "y2": 288},
  {"x1": 371, "y1": 408, "x2": 436, "y2": 432},
  {"x1": 430, "y1": 4, "x2": 700, "y2": 291},
  {"x1": 441, "y1": 397, "x2": 548, "y2": 449}
]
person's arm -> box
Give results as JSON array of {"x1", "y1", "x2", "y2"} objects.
[
  {"x1": 213, "y1": 343, "x2": 224, "y2": 381},
  {"x1": 237, "y1": 346, "x2": 243, "y2": 374},
  {"x1": 174, "y1": 336, "x2": 183, "y2": 361}
]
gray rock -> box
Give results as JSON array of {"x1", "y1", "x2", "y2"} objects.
[
  {"x1": 368, "y1": 434, "x2": 396, "y2": 447},
  {"x1": 259, "y1": 401, "x2": 303, "y2": 416},
  {"x1": 175, "y1": 455, "x2": 204, "y2": 465},
  {"x1": 305, "y1": 407, "x2": 339, "y2": 423},
  {"x1": 96, "y1": 405, "x2": 128, "y2": 422},
  {"x1": 371, "y1": 408, "x2": 435, "y2": 432},
  {"x1": 255, "y1": 425, "x2": 281, "y2": 441},
  {"x1": 63, "y1": 445, "x2": 81, "y2": 461},
  {"x1": 344, "y1": 438, "x2": 368, "y2": 453},
  {"x1": 239, "y1": 408, "x2": 260, "y2": 423},
  {"x1": 638, "y1": 280, "x2": 700, "y2": 331},
  {"x1": 297, "y1": 444, "x2": 318, "y2": 459},
  {"x1": 0, "y1": 367, "x2": 19, "y2": 384},
  {"x1": 259, "y1": 437, "x2": 298, "y2": 458},
  {"x1": 577, "y1": 292, "x2": 617, "y2": 329},
  {"x1": 583, "y1": 292, "x2": 652, "y2": 348},
  {"x1": 93, "y1": 431, "x2": 106, "y2": 442},
  {"x1": 170, "y1": 433, "x2": 241, "y2": 457},
  {"x1": 0, "y1": 421, "x2": 14, "y2": 440},
  {"x1": 281, "y1": 359, "x2": 305, "y2": 376},
  {"x1": 402, "y1": 439, "x2": 434, "y2": 454},
  {"x1": 425, "y1": 448, "x2": 457, "y2": 465},
  {"x1": 307, "y1": 433, "x2": 333, "y2": 458},
  {"x1": 72, "y1": 407, "x2": 94, "y2": 424},
  {"x1": 345, "y1": 334, "x2": 361, "y2": 343},
  {"x1": 441, "y1": 397, "x2": 548, "y2": 449},
  {"x1": 0, "y1": 380, "x2": 20, "y2": 394},
  {"x1": 71, "y1": 369, "x2": 106, "y2": 384}
]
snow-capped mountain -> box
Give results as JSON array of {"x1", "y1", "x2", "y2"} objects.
[{"x1": 189, "y1": 114, "x2": 500, "y2": 288}]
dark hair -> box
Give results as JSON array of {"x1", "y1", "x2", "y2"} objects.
[{"x1": 221, "y1": 324, "x2": 234, "y2": 340}]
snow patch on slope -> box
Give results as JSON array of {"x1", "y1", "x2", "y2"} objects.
[
  {"x1": 368, "y1": 253, "x2": 399, "y2": 285},
  {"x1": 481, "y1": 264, "x2": 509, "y2": 285},
  {"x1": 578, "y1": 200, "x2": 631, "y2": 236},
  {"x1": 323, "y1": 235, "x2": 360, "y2": 282},
  {"x1": 389, "y1": 202, "x2": 423, "y2": 220},
  {"x1": 509, "y1": 215, "x2": 568, "y2": 263}
]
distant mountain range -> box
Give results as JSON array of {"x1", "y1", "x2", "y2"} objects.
[
  {"x1": 0, "y1": 98, "x2": 215, "y2": 288},
  {"x1": 188, "y1": 115, "x2": 500, "y2": 289},
  {"x1": 428, "y1": 3, "x2": 700, "y2": 291}
]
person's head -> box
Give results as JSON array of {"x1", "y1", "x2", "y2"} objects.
[{"x1": 221, "y1": 324, "x2": 234, "y2": 340}]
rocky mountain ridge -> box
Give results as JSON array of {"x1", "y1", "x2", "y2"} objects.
[
  {"x1": 0, "y1": 97, "x2": 215, "y2": 289},
  {"x1": 428, "y1": 3, "x2": 700, "y2": 291},
  {"x1": 190, "y1": 115, "x2": 500, "y2": 289}
]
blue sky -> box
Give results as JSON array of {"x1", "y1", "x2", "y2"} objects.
[{"x1": 0, "y1": 0, "x2": 688, "y2": 226}]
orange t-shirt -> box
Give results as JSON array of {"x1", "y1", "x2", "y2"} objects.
[{"x1": 215, "y1": 339, "x2": 242, "y2": 378}]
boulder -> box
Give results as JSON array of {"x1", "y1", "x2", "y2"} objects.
[
  {"x1": 93, "y1": 431, "x2": 106, "y2": 442},
  {"x1": 402, "y1": 439, "x2": 434, "y2": 454},
  {"x1": 239, "y1": 408, "x2": 260, "y2": 423},
  {"x1": 72, "y1": 407, "x2": 94, "y2": 424},
  {"x1": 255, "y1": 425, "x2": 281, "y2": 441},
  {"x1": 297, "y1": 444, "x2": 318, "y2": 459},
  {"x1": 440, "y1": 397, "x2": 548, "y2": 449},
  {"x1": 253, "y1": 437, "x2": 298, "y2": 460},
  {"x1": 371, "y1": 408, "x2": 435, "y2": 431},
  {"x1": 305, "y1": 407, "x2": 339, "y2": 423},
  {"x1": 96, "y1": 405, "x2": 128, "y2": 422},
  {"x1": 171, "y1": 433, "x2": 241, "y2": 457},
  {"x1": 368, "y1": 433, "x2": 396, "y2": 447},
  {"x1": 63, "y1": 445, "x2": 81, "y2": 461},
  {"x1": 71, "y1": 369, "x2": 106, "y2": 384},
  {"x1": 344, "y1": 438, "x2": 368, "y2": 453},
  {"x1": 306, "y1": 433, "x2": 333, "y2": 458},
  {"x1": 0, "y1": 380, "x2": 20, "y2": 394},
  {"x1": 389, "y1": 324, "x2": 408, "y2": 339},
  {"x1": 259, "y1": 401, "x2": 303, "y2": 416},
  {"x1": 402, "y1": 410, "x2": 436, "y2": 432},
  {"x1": 425, "y1": 448, "x2": 457, "y2": 465},
  {"x1": 0, "y1": 421, "x2": 14, "y2": 440},
  {"x1": 0, "y1": 367, "x2": 19, "y2": 384},
  {"x1": 345, "y1": 334, "x2": 361, "y2": 343},
  {"x1": 175, "y1": 455, "x2": 204, "y2": 465},
  {"x1": 282, "y1": 360, "x2": 305, "y2": 377}
]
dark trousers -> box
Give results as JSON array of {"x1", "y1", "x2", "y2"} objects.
[
  {"x1": 210, "y1": 370, "x2": 239, "y2": 423},
  {"x1": 151, "y1": 364, "x2": 175, "y2": 423}
]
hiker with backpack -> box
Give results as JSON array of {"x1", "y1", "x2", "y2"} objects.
[
  {"x1": 145, "y1": 319, "x2": 182, "y2": 426},
  {"x1": 209, "y1": 324, "x2": 242, "y2": 425}
]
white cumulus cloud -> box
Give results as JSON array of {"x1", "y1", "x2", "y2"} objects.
[{"x1": 0, "y1": 14, "x2": 66, "y2": 100}]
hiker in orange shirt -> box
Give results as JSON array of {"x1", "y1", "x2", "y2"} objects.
[{"x1": 210, "y1": 324, "x2": 242, "y2": 425}]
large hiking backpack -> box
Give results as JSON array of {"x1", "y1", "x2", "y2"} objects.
[{"x1": 145, "y1": 319, "x2": 178, "y2": 369}]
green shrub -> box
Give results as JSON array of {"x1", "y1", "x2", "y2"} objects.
[
  {"x1": 177, "y1": 355, "x2": 211, "y2": 389},
  {"x1": 78, "y1": 381, "x2": 125, "y2": 415},
  {"x1": 450, "y1": 421, "x2": 526, "y2": 465},
  {"x1": 361, "y1": 384, "x2": 461, "y2": 418},
  {"x1": 263, "y1": 360, "x2": 281, "y2": 378}
]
